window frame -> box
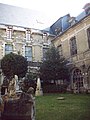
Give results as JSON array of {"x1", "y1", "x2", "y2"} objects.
[
  {"x1": 26, "y1": 29, "x2": 31, "y2": 41},
  {"x1": 87, "y1": 27, "x2": 90, "y2": 49},
  {"x1": 73, "y1": 69, "x2": 83, "y2": 88},
  {"x1": 70, "y1": 36, "x2": 77, "y2": 56},
  {"x1": 57, "y1": 44, "x2": 63, "y2": 56},
  {"x1": 6, "y1": 26, "x2": 13, "y2": 40},
  {"x1": 5, "y1": 44, "x2": 13, "y2": 55},
  {"x1": 43, "y1": 47, "x2": 49, "y2": 61},
  {"x1": 25, "y1": 46, "x2": 32, "y2": 61}
]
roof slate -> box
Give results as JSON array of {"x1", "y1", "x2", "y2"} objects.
[{"x1": 0, "y1": 3, "x2": 48, "y2": 29}]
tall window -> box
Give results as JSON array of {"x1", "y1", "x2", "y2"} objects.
[
  {"x1": 6, "y1": 26, "x2": 12, "y2": 39},
  {"x1": 43, "y1": 47, "x2": 49, "y2": 60},
  {"x1": 57, "y1": 44, "x2": 63, "y2": 56},
  {"x1": 25, "y1": 46, "x2": 32, "y2": 61},
  {"x1": 26, "y1": 29, "x2": 31, "y2": 41},
  {"x1": 73, "y1": 69, "x2": 83, "y2": 89},
  {"x1": 43, "y1": 33, "x2": 48, "y2": 43},
  {"x1": 70, "y1": 36, "x2": 77, "y2": 56},
  {"x1": 5, "y1": 44, "x2": 13, "y2": 55},
  {"x1": 87, "y1": 27, "x2": 90, "y2": 49}
]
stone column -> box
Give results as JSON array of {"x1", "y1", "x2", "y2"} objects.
[{"x1": 35, "y1": 77, "x2": 43, "y2": 96}]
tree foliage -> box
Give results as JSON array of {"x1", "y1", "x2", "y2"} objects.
[
  {"x1": 1, "y1": 53, "x2": 28, "y2": 79},
  {"x1": 40, "y1": 45, "x2": 70, "y2": 82}
]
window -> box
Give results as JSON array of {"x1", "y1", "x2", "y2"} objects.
[
  {"x1": 87, "y1": 27, "x2": 90, "y2": 49},
  {"x1": 5, "y1": 44, "x2": 13, "y2": 55},
  {"x1": 43, "y1": 47, "x2": 49, "y2": 60},
  {"x1": 25, "y1": 46, "x2": 32, "y2": 61},
  {"x1": 26, "y1": 29, "x2": 31, "y2": 41},
  {"x1": 57, "y1": 44, "x2": 63, "y2": 56},
  {"x1": 43, "y1": 33, "x2": 48, "y2": 43},
  {"x1": 6, "y1": 26, "x2": 12, "y2": 39},
  {"x1": 70, "y1": 36, "x2": 77, "y2": 56},
  {"x1": 73, "y1": 69, "x2": 83, "y2": 88}
]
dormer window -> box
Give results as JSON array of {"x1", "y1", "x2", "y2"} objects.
[
  {"x1": 26, "y1": 29, "x2": 31, "y2": 41},
  {"x1": 55, "y1": 27, "x2": 61, "y2": 35},
  {"x1": 68, "y1": 17, "x2": 77, "y2": 26},
  {"x1": 6, "y1": 26, "x2": 13, "y2": 39}
]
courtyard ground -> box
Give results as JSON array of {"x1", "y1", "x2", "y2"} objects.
[{"x1": 36, "y1": 93, "x2": 90, "y2": 120}]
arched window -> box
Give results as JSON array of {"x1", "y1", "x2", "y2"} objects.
[
  {"x1": 87, "y1": 67, "x2": 90, "y2": 88},
  {"x1": 73, "y1": 69, "x2": 83, "y2": 89}
]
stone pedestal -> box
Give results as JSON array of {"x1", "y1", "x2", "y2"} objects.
[
  {"x1": 1, "y1": 87, "x2": 35, "y2": 120},
  {"x1": 1, "y1": 99, "x2": 33, "y2": 120}
]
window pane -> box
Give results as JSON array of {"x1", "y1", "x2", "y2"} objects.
[
  {"x1": 6, "y1": 27, "x2": 12, "y2": 39},
  {"x1": 43, "y1": 47, "x2": 49, "y2": 60},
  {"x1": 5, "y1": 44, "x2": 13, "y2": 54},
  {"x1": 26, "y1": 30, "x2": 31, "y2": 41},
  {"x1": 25, "y1": 46, "x2": 32, "y2": 61},
  {"x1": 70, "y1": 36, "x2": 77, "y2": 55}
]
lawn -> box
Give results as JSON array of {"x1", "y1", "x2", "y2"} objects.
[{"x1": 35, "y1": 93, "x2": 90, "y2": 120}]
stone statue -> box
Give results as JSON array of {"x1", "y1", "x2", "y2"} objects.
[
  {"x1": 14, "y1": 75, "x2": 19, "y2": 91},
  {"x1": 20, "y1": 87, "x2": 34, "y2": 102},
  {"x1": 8, "y1": 77, "x2": 16, "y2": 97}
]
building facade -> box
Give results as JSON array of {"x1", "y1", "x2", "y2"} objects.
[
  {"x1": 0, "y1": 3, "x2": 55, "y2": 85},
  {"x1": 0, "y1": 24, "x2": 54, "y2": 84},
  {"x1": 52, "y1": 11, "x2": 90, "y2": 93},
  {"x1": 0, "y1": 3, "x2": 90, "y2": 93}
]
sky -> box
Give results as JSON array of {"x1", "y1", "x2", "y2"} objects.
[{"x1": 0, "y1": 0, "x2": 90, "y2": 28}]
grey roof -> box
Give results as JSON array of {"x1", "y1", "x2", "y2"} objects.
[
  {"x1": 48, "y1": 14, "x2": 70, "y2": 35},
  {"x1": 0, "y1": 3, "x2": 48, "y2": 29},
  {"x1": 52, "y1": 13, "x2": 89, "y2": 41},
  {"x1": 76, "y1": 11, "x2": 86, "y2": 21}
]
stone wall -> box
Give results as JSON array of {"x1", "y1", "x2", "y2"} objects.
[{"x1": 52, "y1": 15, "x2": 90, "y2": 92}]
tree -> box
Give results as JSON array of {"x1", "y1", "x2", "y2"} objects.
[
  {"x1": 40, "y1": 45, "x2": 70, "y2": 83},
  {"x1": 1, "y1": 53, "x2": 28, "y2": 79}
]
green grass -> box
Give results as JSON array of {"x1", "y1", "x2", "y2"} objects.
[{"x1": 35, "y1": 93, "x2": 90, "y2": 120}]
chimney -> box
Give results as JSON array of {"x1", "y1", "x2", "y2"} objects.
[{"x1": 83, "y1": 3, "x2": 90, "y2": 15}]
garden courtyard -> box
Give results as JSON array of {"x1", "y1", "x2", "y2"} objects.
[{"x1": 35, "y1": 93, "x2": 90, "y2": 120}]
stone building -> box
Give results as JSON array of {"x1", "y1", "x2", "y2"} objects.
[
  {"x1": 0, "y1": 3, "x2": 90, "y2": 93},
  {"x1": 0, "y1": 3, "x2": 54, "y2": 85},
  {"x1": 52, "y1": 3, "x2": 90, "y2": 93}
]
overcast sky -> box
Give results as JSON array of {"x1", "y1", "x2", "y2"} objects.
[{"x1": 0, "y1": 0, "x2": 90, "y2": 27}]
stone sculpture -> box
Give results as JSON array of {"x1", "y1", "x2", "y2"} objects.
[
  {"x1": 1, "y1": 87, "x2": 35, "y2": 120},
  {"x1": 35, "y1": 77, "x2": 43, "y2": 96}
]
